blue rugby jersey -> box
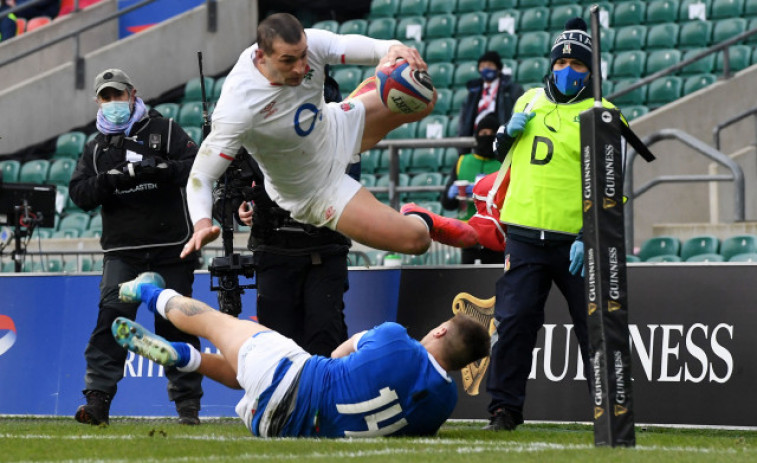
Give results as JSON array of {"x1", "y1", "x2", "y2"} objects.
[{"x1": 279, "y1": 322, "x2": 458, "y2": 437}]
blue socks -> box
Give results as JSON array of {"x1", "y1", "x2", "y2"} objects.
[
  {"x1": 171, "y1": 342, "x2": 192, "y2": 368},
  {"x1": 139, "y1": 284, "x2": 163, "y2": 314}
]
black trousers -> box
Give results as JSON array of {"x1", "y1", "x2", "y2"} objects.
[
  {"x1": 462, "y1": 245, "x2": 504, "y2": 264},
  {"x1": 252, "y1": 250, "x2": 349, "y2": 357},
  {"x1": 83, "y1": 248, "x2": 203, "y2": 403},
  {"x1": 486, "y1": 237, "x2": 590, "y2": 415}
]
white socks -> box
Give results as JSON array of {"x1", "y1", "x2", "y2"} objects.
[{"x1": 155, "y1": 289, "x2": 180, "y2": 319}]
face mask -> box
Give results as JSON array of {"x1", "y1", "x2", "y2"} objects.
[
  {"x1": 553, "y1": 66, "x2": 589, "y2": 96},
  {"x1": 480, "y1": 68, "x2": 498, "y2": 82},
  {"x1": 476, "y1": 134, "x2": 496, "y2": 158},
  {"x1": 101, "y1": 101, "x2": 131, "y2": 124}
]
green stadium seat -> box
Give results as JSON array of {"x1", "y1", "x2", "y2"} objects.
[
  {"x1": 681, "y1": 234, "x2": 720, "y2": 260},
  {"x1": 182, "y1": 77, "x2": 214, "y2": 103},
  {"x1": 747, "y1": 0, "x2": 757, "y2": 16},
  {"x1": 686, "y1": 253, "x2": 725, "y2": 262},
  {"x1": 457, "y1": 0, "x2": 486, "y2": 12},
  {"x1": 426, "y1": 38, "x2": 457, "y2": 63},
  {"x1": 613, "y1": 0, "x2": 647, "y2": 27},
  {"x1": 86, "y1": 132, "x2": 98, "y2": 144},
  {"x1": 177, "y1": 102, "x2": 204, "y2": 128},
  {"x1": 715, "y1": 45, "x2": 752, "y2": 73},
  {"x1": 428, "y1": 62, "x2": 455, "y2": 88},
  {"x1": 154, "y1": 103, "x2": 180, "y2": 120},
  {"x1": 680, "y1": 48, "x2": 715, "y2": 75},
  {"x1": 597, "y1": 27, "x2": 615, "y2": 53},
  {"x1": 368, "y1": 0, "x2": 398, "y2": 18},
  {"x1": 639, "y1": 236, "x2": 681, "y2": 261},
  {"x1": 47, "y1": 158, "x2": 77, "y2": 186},
  {"x1": 81, "y1": 229, "x2": 102, "y2": 239},
  {"x1": 442, "y1": 147, "x2": 460, "y2": 170},
  {"x1": 626, "y1": 254, "x2": 642, "y2": 262},
  {"x1": 367, "y1": 18, "x2": 396, "y2": 40},
  {"x1": 399, "y1": 0, "x2": 428, "y2": 16},
  {"x1": 417, "y1": 115, "x2": 450, "y2": 139},
  {"x1": 487, "y1": 0, "x2": 516, "y2": 10},
  {"x1": 453, "y1": 61, "x2": 480, "y2": 87},
  {"x1": 612, "y1": 79, "x2": 647, "y2": 106},
  {"x1": 408, "y1": 148, "x2": 443, "y2": 174},
  {"x1": 517, "y1": 31, "x2": 551, "y2": 58},
  {"x1": 406, "y1": 172, "x2": 444, "y2": 201},
  {"x1": 311, "y1": 20, "x2": 339, "y2": 33},
  {"x1": 54, "y1": 131, "x2": 86, "y2": 159},
  {"x1": 184, "y1": 126, "x2": 203, "y2": 145},
  {"x1": 347, "y1": 250, "x2": 372, "y2": 267},
  {"x1": 359, "y1": 173, "x2": 377, "y2": 188},
  {"x1": 646, "y1": 23, "x2": 680, "y2": 50},
  {"x1": 519, "y1": 7, "x2": 549, "y2": 32},
  {"x1": 338, "y1": 19, "x2": 368, "y2": 35},
  {"x1": 679, "y1": 0, "x2": 712, "y2": 21},
  {"x1": 36, "y1": 228, "x2": 54, "y2": 239},
  {"x1": 0, "y1": 159, "x2": 21, "y2": 183},
  {"x1": 402, "y1": 253, "x2": 427, "y2": 265},
  {"x1": 602, "y1": 79, "x2": 614, "y2": 96},
  {"x1": 374, "y1": 172, "x2": 410, "y2": 201},
  {"x1": 46, "y1": 258, "x2": 63, "y2": 272},
  {"x1": 646, "y1": 0, "x2": 680, "y2": 23},
  {"x1": 447, "y1": 115, "x2": 460, "y2": 138},
  {"x1": 451, "y1": 87, "x2": 469, "y2": 114},
  {"x1": 428, "y1": 0, "x2": 456, "y2": 14},
  {"x1": 92, "y1": 257, "x2": 104, "y2": 272},
  {"x1": 88, "y1": 213, "x2": 102, "y2": 232},
  {"x1": 386, "y1": 122, "x2": 418, "y2": 140},
  {"x1": 361, "y1": 149, "x2": 381, "y2": 174},
  {"x1": 457, "y1": 12, "x2": 487, "y2": 37},
  {"x1": 425, "y1": 14, "x2": 457, "y2": 39},
  {"x1": 711, "y1": 0, "x2": 745, "y2": 18},
  {"x1": 375, "y1": 149, "x2": 412, "y2": 175},
  {"x1": 646, "y1": 49, "x2": 683, "y2": 75},
  {"x1": 211, "y1": 76, "x2": 226, "y2": 102},
  {"x1": 1, "y1": 261, "x2": 16, "y2": 273},
  {"x1": 395, "y1": 16, "x2": 426, "y2": 41},
  {"x1": 519, "y1": 0, "x2": 549, "y2": 7},
  {"x1": 622, "y1": 105, "x2": 650, "y2": 121},
  {"x1": 516, "y1": 57, "x2": 549, "y2": 84},
  {"x1": 679, "y1": 20, "x2": 713, "y2": 49},
  {"x1": 456, "y1": 35, "x2": 487, "y2": 62},
  {"x1": 63, "y1": 258, "x2": 79, "y2": 272},
  {"x1": 53, "y1": 228, "x2": 81, "y2": 239},
  {"x1": 648, "y1": 77, "x2": 681, "y2": 108},
  {"x1": 331, "y1": 67, "x2": 362, "y2": 94},
  {"x1": 683, "y1": 73, "x2": 718, "y2": 95},
  {"x1": 582, "y1": 2, "x2": 615, "y2": 29},
  {"x1": 720, "y1": 234, "x2": 757, "y2": 260},
  {"x1": 549, "y1": 5, "x2": 583, "y2": 32},
  {"x1": 728, "y1": 252, "x2": 757, "y2": 262},
  {"x1": 19, "y1": 159, "x2": 50, "y2": 184},
  {"x1": 432, "y1": 88, "x2": 453, "y2": 115},
  {"x1": 22, "y1": 260, "x2": 45, "y2": 272},
  {"x1": 58, "y1": 212, "x2": 90, "y2": 236},
  {"x1": 614, "y1": 25, "x2": 648, "y2": 52},
  {"x1": 487, "y1": 32, "x2": 518, "y2": 59},
  {"x1": 415, "y1": 201, "x2": 443, "y2": 215},
  {"x1": 712, "y1": 17, "x2": 748, "y2": 44},
  {"x1": 612, "y1": 50, "x2": 646, "y2": 78},
  {"x1": 361, "y1": 250, "x2": 385, "y2": 266},
  {"x1": 646, "y1": 254, "x2": 682, "y2": 263},
  {"x1": 487, "y1": 10, "x2": 520, "y2": 35},
  {"x1": 402, "y1": 40, "x2": 426, "y2": 57}
]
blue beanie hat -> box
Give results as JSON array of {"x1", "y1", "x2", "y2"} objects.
[{"x1": 550, "y1": 18, "x2": 592, "y2": 72}]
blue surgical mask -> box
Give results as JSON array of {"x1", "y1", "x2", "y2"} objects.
[
  {"x1": 481, "y1": 68, "x2": 498, "y2": 82},
  {"x1": 101, "y1": 101, "x2": 131, "y2": 124},
  {"x1": 553, "y1": 66, "x2": 589, "y2": 96}
]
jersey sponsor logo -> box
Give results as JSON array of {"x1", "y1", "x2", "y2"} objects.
[
  {"x1": 294, "y1": 103, "x2": 321, "y2": 137},
  {"x1": 0, "y1": 315, "x2": 18, "y2": 357},
  {"x1": 340, "y1": 102, "x2": 355, "y2": 112},
  {"x1": 260, "y1": 101, "x2": 278, "y2": 119}
]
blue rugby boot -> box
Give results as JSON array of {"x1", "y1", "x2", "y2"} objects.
[
  {"x1": 111, "y1": 317, "x2": 178, "y2": 367},
  {"x1": 118, "y1": 272, "x2": 166, "y2": 303}
]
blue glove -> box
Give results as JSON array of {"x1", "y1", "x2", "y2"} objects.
[
  {"x1": 569, "y1": 240, "x2": 584, "y2": 276},
  {"x1": 447, "y1": 184, "x2": 473, "y2": 199},
  {"x1": 505, "y1": 112, "x2": 535, "y2": 137}
]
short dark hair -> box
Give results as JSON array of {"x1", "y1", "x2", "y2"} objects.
[
  {"x1": 442, "y1": 314, "x2": 490, "y2": 371},
  {"x1": 477, "y1": 50, "x2": 503, "y2": 71},
  {"x1": 257, "y1": 13, "x2": 305, "y2": 55}
]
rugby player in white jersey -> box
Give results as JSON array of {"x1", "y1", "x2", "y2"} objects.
[{"x1": 181, "y1": 13, "x2": 477, "y2": 260}]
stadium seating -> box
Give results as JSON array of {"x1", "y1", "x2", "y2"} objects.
[
  {"x1": 456, "y1": 35, "x2": 487, "y2": 62},
  {"x1": 19, "y1": 160, "x2": 50, "y2": 184},
  {"x1": 47, "y1": 158, "x2": 77, "y2": 186},
  {"x1": 427, "y1": 62, "x2": 455, "y2": 88},
  {"x1": 25, "y1": 16, "x2": 52, "y2": 33},
  {"x1": 680, "y1": 48, "x2": 716, "y2": 75},
  {"x1": 456, "y1": 12, "x2": 487, "y2": 37},
  {"x1": 639, "y1": 236, "x2": 681, "y2": 261},
  {"x1": 487, "y1": 32, "x2": 518, "y2": 59},
  {"x1": 360, "y1": 173, "x2": 377, "y2": 188},
  {"x1": 451, "y1": 87, "x2": 469, "y2": 114},
  {"x1": 683, "y1": 73, "x2": 718, "y2": 95},
  {"x1": 614, "y1": 25, "x2": 647, "y2": 52},
  {"x1": 679, "y1": 0, "x2": 711, "y2": 22},
  {"x1": 711, "y1": 0, "x2": 745, "y2": 19},
  {"x1": 425, "y1": 37, "x2": 457, "y2": 63},
  {"x1": 645, "y1": 254, "x2": 682, "y2": 262},
  {"x1": 623, "y1": 105, "x2": 650, "y2": 120},
  {"x1": 681, "y1": 235, "x2": 720, "y2": 260},
  {"x1": 406, "y1": 172, "x2": 444, "y2": 201},
  {"x1": 613, "y1": 50, "x2": 647, "y2": 78},
  {"x1": 338, "y1": 19, "x2": 368, "y2": 35},
  {"x1": 685, "y1": 253, "x2": 725, "y2": 262},
  {"x1": 453, "y1": 61, "x2": 479, "y2": 88},
  {"x1": 647, "y1": 50, "x2": 684, "y2": 75},
  {"x1": 416, "y1": 115, "x2": 449, "y2": 139},
  {"x1": 58, "y1": 212, "x2": 91, "y2": 236},
  {"x1": 488, "y1": 0, "x2": 517, "y2": 10},
  {"x1": 712, "y1": 17, "x2": 748, "y2": 44},
  {"x1": 367, "y1": 17, "x2": 396, "y2": 39},
  {"x1": 395, "y1": 16, "x2": 426, "y2": 41},
  {"x1": 0, "y1": 160, "x2": 21, "y2": 183},
  {"x1": 679, "y1": 20, "x2": 713, "y2": 49},
  {"x1": 386, "y1": 122, "x2": 418, "y2": 140},
  {"x1": 54, "y1": 131, "x2": 86, "y2": 160},
  {"x1": 646, "y1": 0, "x2": 680, "y2": 23},
  {"x1": 184, "y1": 126, "x2": 203, "y2": 144},
  {"x1": 747, "y1": 0, "x2": 757, "y2": 16},
  {"x1": 720, "y1": 234, "x2": 757, "y2": 261},
  {"x1": 16, "y1": 17, "x2": 26, "y2": 35},
  {"x1": 488, "y1": 10, "x2": 520, "y2": 35},
  {"x1": 368, "y1": 0, "x2": 398, "y2": 18},
  {"x1": 399, "y1": 0, "x2": 428, "y2": 16},
  {"x1": 613, "y1": 1, "x2": 647, "y2": 27},
  {"x1": 182, "y1": 77, "x2": 214, "y2": 103},
  {"x1": 517, "y1": 31, "x2": 551, "y2": 58},
  {"x1": 432, "y1": 88, "x2": 453, "y2": 115},
  {"x1": 408, "y1": 148, "x2": 443, "y2": 174},
  {"x1": 331, "y1": 67, "x2": 362, "y2": 94},
  {"x1": 375, "y1": 149, "x2": 411, "y2": 175},
  {"x1": 311, "y1": 20, "x2": 339, "y2": 33},
  {"x1": 374, "y1": 173, "x2": 409, "y2": 201},
  {"x1": 425, "y1": 13, "x2": 457, "y2": 39},
  {"x1": 519, "y1": 7, "x2": 549, "y2": 32},
  {"x1": 177, "y1": 102, "x2": 205, "y2": 128},
  {"x1": 549, "y1": 4, "x2": 583, "y2": 31},
  {"x1": 154, "y1": 103, "x2": 180, "y2": 120},
  {"x1": 361, "y1": 149, "x2": 381, "y2": 174},
  {"x1": 626, "y1": 254, "x2": 642, "y2": 262},
  {"x1": 516, "y1": 57, "x2": 549, "y2": 85},
  {"x1": 728, "y1": 252, "x2": 757, "y2": 262},
  {"x1": 88, "y1": 213, "x2": 103, "y2": 233},
  {"x1": 457, "y1": 0, "x2": 486, "y2": 13},
  {"x1": 428, "y1": 0, "x2": 456, "y2": 15},
  {"x1": 646, "y1": 23, "x2": 680, "y2": 50},
  {"x1": 715, "y1": 45, "x2": 752, "y2": 73}
]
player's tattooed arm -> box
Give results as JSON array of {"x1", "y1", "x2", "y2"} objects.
[{"x1": 164, "y1": 296, "x2": 214, "y2": 317}]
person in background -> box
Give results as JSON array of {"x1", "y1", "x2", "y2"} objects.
[
  {"x1": 0, "y1": 0, "x2": 18, "y2": 42},
  {"x1": 69, "y1": 68, "x2": 203, "y2": 426}
]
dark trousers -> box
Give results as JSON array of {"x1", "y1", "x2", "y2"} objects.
[
  {"x1": 253, "y1": 250, "x2": 349, "y2": 357},
  {"x1": 462, "y1": 245, "x2": 503, "y2": 264},
  {"x1": 83, "y1": 249, "x2": 203, "y2": 403},
  {"x1": 486, "y1": 237, "x2": 590, "y2": 415}
]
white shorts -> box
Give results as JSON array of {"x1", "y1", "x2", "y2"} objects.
[
  {"x1": 285, "y1": 101, "x2": 365, "y2": 230},
  {"x1": 234, "y1": 331, "x2": 311, "y2": 436}
]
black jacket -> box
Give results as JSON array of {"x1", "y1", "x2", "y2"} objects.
[
  {"x1": 458, "y1": 72, "x2": 524, "y2": 143},
  {"x1": 68, "y1": 109, "x2": 197, "y2": 252}
]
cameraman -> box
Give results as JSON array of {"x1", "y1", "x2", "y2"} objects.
[{"x1": 69, "y1": 69, "x2": 203, "y2": 426}]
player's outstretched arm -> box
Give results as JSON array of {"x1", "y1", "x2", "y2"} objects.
[{"x1": 331, "y1": 331, "x2": 365, "y2": 358}]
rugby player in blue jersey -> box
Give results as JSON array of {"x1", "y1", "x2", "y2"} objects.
[{"x1": 112, "y1": 272, "x2": 490, "y2": 437}]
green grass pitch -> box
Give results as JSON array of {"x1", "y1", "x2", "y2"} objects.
[{"x1": 1, "y1": 417, "x2": 755, "y2": 462}]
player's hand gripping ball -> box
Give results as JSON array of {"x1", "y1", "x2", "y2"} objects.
[{"x1": 376, "y1": 59, "x2": 435, "y2": 114}]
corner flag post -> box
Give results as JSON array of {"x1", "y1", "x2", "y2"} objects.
[{"x1": 580, "y1": 5, "x2": 636, "y2": 447}]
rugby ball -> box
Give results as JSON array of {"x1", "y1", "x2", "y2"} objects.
[{"x1": 376, "y1": 59, "x2": 435, "y2": 114}]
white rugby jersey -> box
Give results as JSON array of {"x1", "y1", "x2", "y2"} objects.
[{"x1": 188, "y1": 29, "x2": 399, "y2": 224}]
